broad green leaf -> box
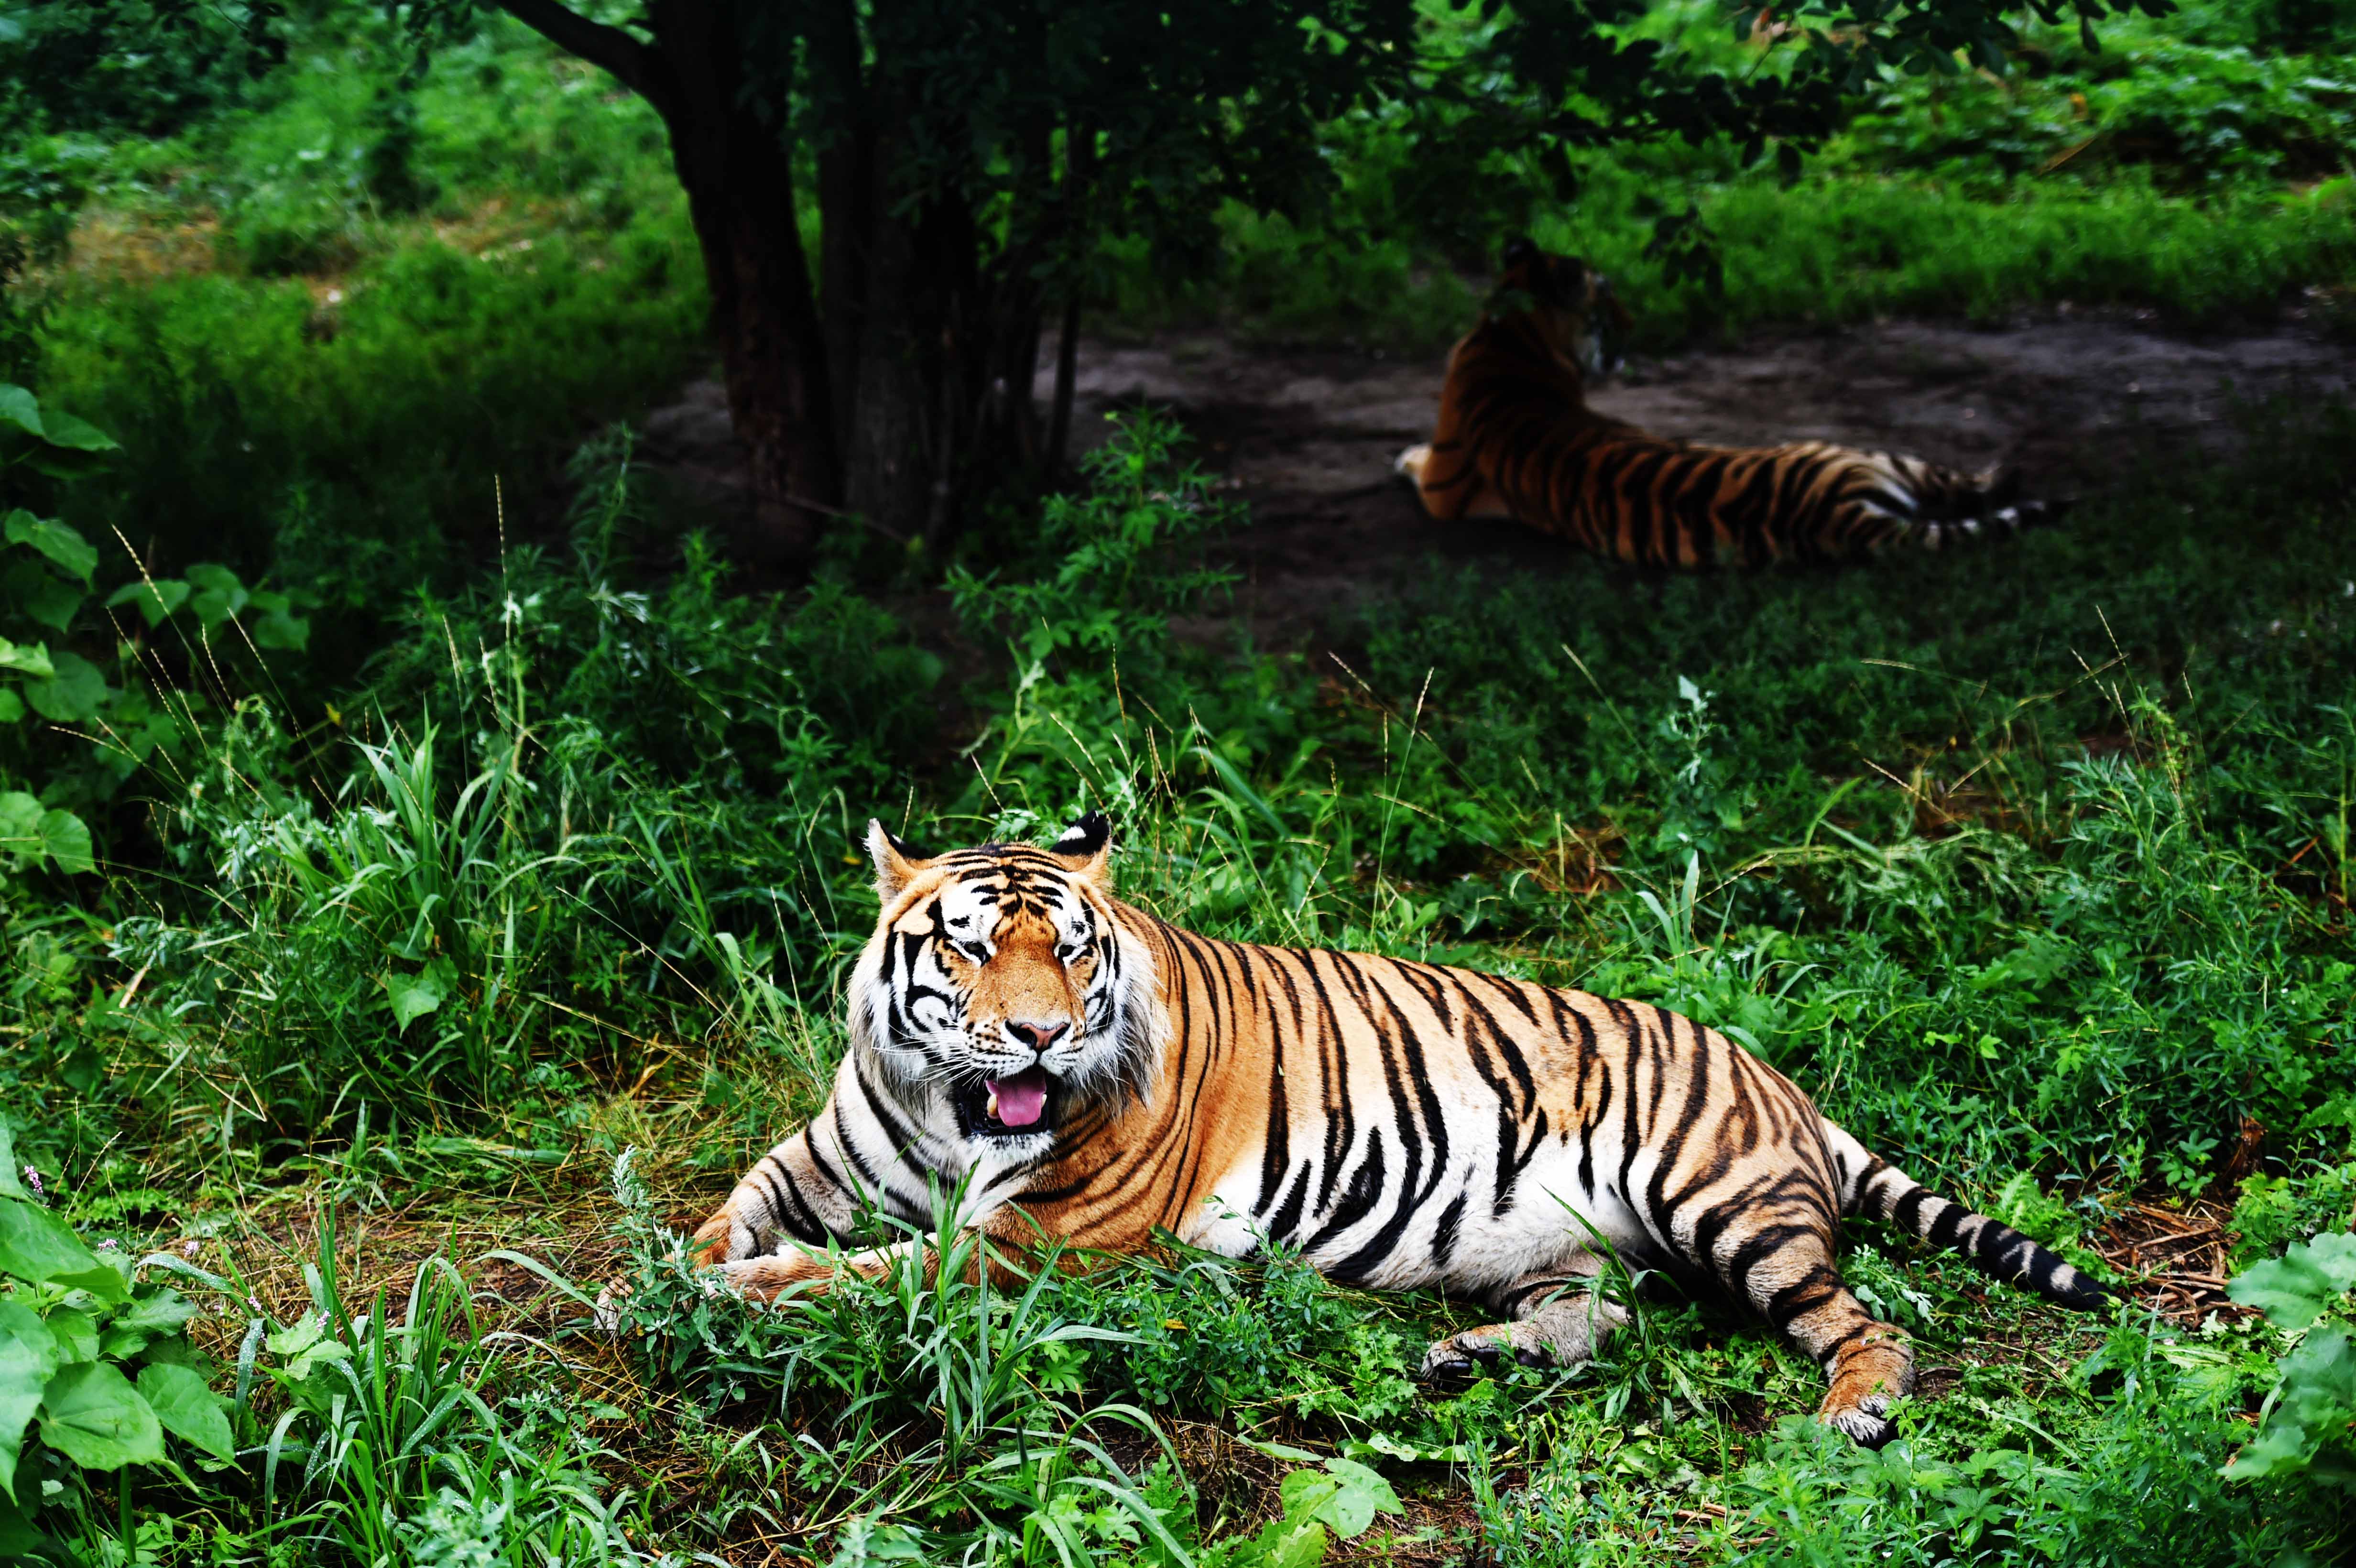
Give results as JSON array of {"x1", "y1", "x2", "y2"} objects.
[
  {"x1": 20, "y1": 575, "x2": 81, "y2": 632},
  {"x1": 0, "y1": 690, "x2": 20, "y2": 724},
  {"x1": 190, "y1": 585, "x2": 247, "y2": 631},
  {"x1": 2228, "y1": 1328, "x2": 2356, "y2": 1479},
  {"x1": 0, "y1": 1197, "x2": 105, "y2": 1288},
  {"x1": 251, "y1": 610, "x2": 311, "y2": 652},
  {"x1": 383, "y1": 959, "x2": 454, "y2": 1034},
  {"x1": 104, "y1": 578, "x2": 189, "y2": 629},
  {"x1": 0, "y1": 1300, "x2": 61, "y2": 1499},
  {"x1": 0, "y1": 551, "x2": 77, "y2": 632},
  {"x1": 1314, "y1": 1456, "x2": 1403, "y2": 1538},
  {"x1": 0, "y1": 1126, "x2": 22, "y2": 1200},
  {"x1": 33, "y1": 408, "x2": 119, "y2": 454},
  {"x1": 264, "y1": 1314, "x2": 322, "y2": 1358},
  {"x1": 1255, "y1": 1514, "x2": 1328, "y2": 1568},
  {"x1": 37, "y1": 810, "x2": 93, "y2": 876},
  {"x1": 44, "y1": 1310, "x2": 97, "y2": 1363},
  {"x1": 38, "y1": 1361, "x2": 163, "y2": 1470},
  {"x1": 100, "y1": 1325, "x2": 154, "y2": 1363},
  {"x1": 22, "y1": 650, "x2": 107, "y2": 723},
  {"x1": 137, "y1": 1363, "x2": 234, "y2": 1463},
  {"x1": 0, "y1": 387, "x2": 38, "y2": 439},
  {"x1": 2228, "y1": 1233, "x2": 2356, "y2": 1329},
  {"x1": 0, "y1": 793, "x2": 35, "y2": 853},
  {"x1": 113, "y1": 1289, "x2": 198, "y2": 1339},
  {"x1": 266, "y1": 1313, "x2": 350, "y2": 1380},
  {"x1": 0, "y1": 638, "x2": 52, "y2": 679},
  {"x1": 1, "y1": 514, "x2": 96, "y2": 585},
  {"x1": 184, "y1": 564, "x2": 243, "y2": 595}
]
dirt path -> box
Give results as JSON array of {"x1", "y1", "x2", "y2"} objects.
[{"x1": 643, "y1": 317, "x2": 2355, "y2": 642}]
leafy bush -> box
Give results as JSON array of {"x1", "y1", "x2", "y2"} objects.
[
  {"x1": 0, "y1": 1125, "x2": 235, "y2": 1561},
  {"x1": 2226, "y1": 1232, "x2": 2356, "y2": 1487},
  {"x1": 0, "y1": 382, "x2": 308, "y2": 890}
]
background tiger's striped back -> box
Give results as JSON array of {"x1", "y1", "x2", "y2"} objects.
[{"x1": 1401, "y1": 240, "x2": 2062, "y2": 566}]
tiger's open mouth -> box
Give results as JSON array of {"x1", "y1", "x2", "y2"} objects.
[{"x1": 959, "y1": 1065, "x2": 1058, "y2": 1139}]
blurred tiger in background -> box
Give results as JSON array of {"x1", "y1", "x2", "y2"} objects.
[
  {"x1": 670, "y1": 814, "x2": 2106, "y2": 1447},
  {"x1": 1395, "y1": 237, "x2": 2062, "y2": 566}
]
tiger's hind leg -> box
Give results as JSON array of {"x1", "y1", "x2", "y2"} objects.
[
  {"x1": 1418, "y1": 1255, "x2": 1627, "y2": 1384},
  {"x1": 1394, "y1": 442, "x2": 1515, "y2": 522},
  {"x1": 1731, "y1": 1226, "x2": 1914, "y2": 1447}
]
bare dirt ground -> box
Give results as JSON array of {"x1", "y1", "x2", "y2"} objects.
[{"x1": 643, "y1": 315, "x2": 2355, "y2": 644}]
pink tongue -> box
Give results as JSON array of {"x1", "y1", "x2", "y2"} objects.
[{"x1": 989, "y1": 1074, "x2": 1047, "y2": 1128}]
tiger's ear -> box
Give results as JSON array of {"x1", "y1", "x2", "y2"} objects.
[
  {"x1": 1501, "y1": 235, "x2": 1539, "y2": 272},
  {"x1": 1046, "y1": 812, "x2": 1113, "y2": 881},
  {"x1": 866, "y1": 818, "x2": 934, "y2": 902}
]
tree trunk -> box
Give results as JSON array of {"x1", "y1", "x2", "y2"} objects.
[
  {"x1": 502, "y1": 0, "x2": 841, "y2": 567},
  {"x1": 687, "y1": 151, "x2": 840, "y2": 566},
  {"x1": 498, "y1": 0, "x2": 1070, "y2": 562}
]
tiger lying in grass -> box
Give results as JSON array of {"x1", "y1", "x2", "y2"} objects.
[
  {"x1": 667, "y1": 814, "x2": 2105, "y2": 1446},
  {"x1": 1396, "y1": 238, "x2": 2062, "y2": 566}
]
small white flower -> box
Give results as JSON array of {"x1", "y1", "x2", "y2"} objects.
[{"x1": 21, "y1": 1166, "x2": 38, "y2": 1196}]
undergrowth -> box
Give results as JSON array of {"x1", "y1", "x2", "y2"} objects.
[{"x1": 1, "y1": 396, "x2": 2350, "y2": 1561}]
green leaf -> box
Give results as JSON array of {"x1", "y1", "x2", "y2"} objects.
[
  {"x1": 113, "y1": 1290, "x2": 198, "y2": 1339},
  {"x1": 21, "y1": 575, "x2": 81, "y2": 632},
  {"x1": 33, "y1": 409, "x2": 119, "y2": 455},
  {"x1": 37, "y1": 1361, "x2": 163, "y2": 1470},
  {"x1": 22, "y1": 650, "x2": 107, "y2": 723},
  {"x1": 383, "y1": 958, "x2": 455, "y2": 1034},
  {"x1": 251, "y1": 609, "x2": 310, "y2": 652},
  {"x1": 266, "y1": 1313, "x2": 350, "y2": 1381},
  {"x1": 0, "y1": 793, "x2": 40, "y2": 865},
  {"x1": 190, "y1": 586, "x2": 246, "y2": 631},
  {"x1": 0, "y1": 1197, "x2": 106, "y2": 1289},
  {"x1": 0, "y1": 1300, "x2": 62, "y2": 1499},
  {"x1": 0, "y1": 690, "x2": 20, "y2": 725},
  {"x1": 1254, "y1": 1513, "x2": 1328, "y2": 1568},
  {"x1": 1, "y1": 551, "x2": 78, "y2": 632},
  {"x1": 1278, "y1": 1457, "x2": 1402, "y2": 1541},
  {"x1": 137, "y1": 1363, "x2": 234, "y2": 1463},
  {"x1": 183, "y1": 564, "x2": 243, "y2": 595},
  {"x1": 2228, "y1": 1233, "x2": 2356, "y2": 1329},
  {"x1": 2, "y1": 513, "x2": 97, "y2": 586},
  {"x1": 44, "y1": 1309, "x2": 97, "y2": 1364},
  {"x1": 0, "y1": 387, "x2": 39, "y2": 440},
  {"x1": 0, "y1": 638, "x2": 52, "y2": 679},
  {"x1": 37, "y1": 810, "x2": 93, "y2": 876},
  {"x1": 0, "y1": 1126, "x2": 22, "y2": 1201},
  {"x1": 103, "y1": 578, "x2": 189, "y2": 629}
]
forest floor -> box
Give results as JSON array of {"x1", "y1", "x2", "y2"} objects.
[{"x1": 645, "y1": 312, "x2": 2355, "y2": 645}]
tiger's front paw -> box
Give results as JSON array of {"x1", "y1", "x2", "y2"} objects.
[
  {"x1": 1418, "y1": 1327, "x2": 1533, "y2": 1389},
  {"x1": 592, "y1": 1279, "x2": 633, "y2": 1338}
]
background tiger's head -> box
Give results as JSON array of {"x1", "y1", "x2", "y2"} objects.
[
  {"x1": 849, "y1": 813, "x2": 1158, "y2": 1153},
  {"x1": 1492, "y1": 236, "x2": 1632, "y2": 381}
]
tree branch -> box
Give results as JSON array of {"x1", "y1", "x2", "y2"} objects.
[{"x1": 497, "y1": 0, "x2": 670, "y2": 115}]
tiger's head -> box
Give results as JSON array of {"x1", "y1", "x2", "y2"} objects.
[
  {"x1": 1491, "y1": 236, "x2": 1632, "y2": 382},
  {"x1": 848, "y1": 813, "x2": 1158, "y2": 1156}
]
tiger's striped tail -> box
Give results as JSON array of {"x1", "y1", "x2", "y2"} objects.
[
  {"x1": 1827, "y1": 1123, "x2": 2108, "y2": 1309},
  {"x1": 1900, "y1": 460, "x2": 2071, "y2": 551}
]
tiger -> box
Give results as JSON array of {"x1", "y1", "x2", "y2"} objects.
[
  {"x1": 1394, "y1": 238, "x2": 2062, "y2": 566},
  {"x1": 678, "y1": 813, "x2": 2105, "y2": 1447}
]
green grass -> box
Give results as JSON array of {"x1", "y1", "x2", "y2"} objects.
[{"x1": 8, "y1": 402, "x2": 2353, "y2": 1563}]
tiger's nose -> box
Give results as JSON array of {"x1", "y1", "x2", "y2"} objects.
[{"x1": 1005, "y1": 1020, "x2": 1069, "y2": 1052}]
